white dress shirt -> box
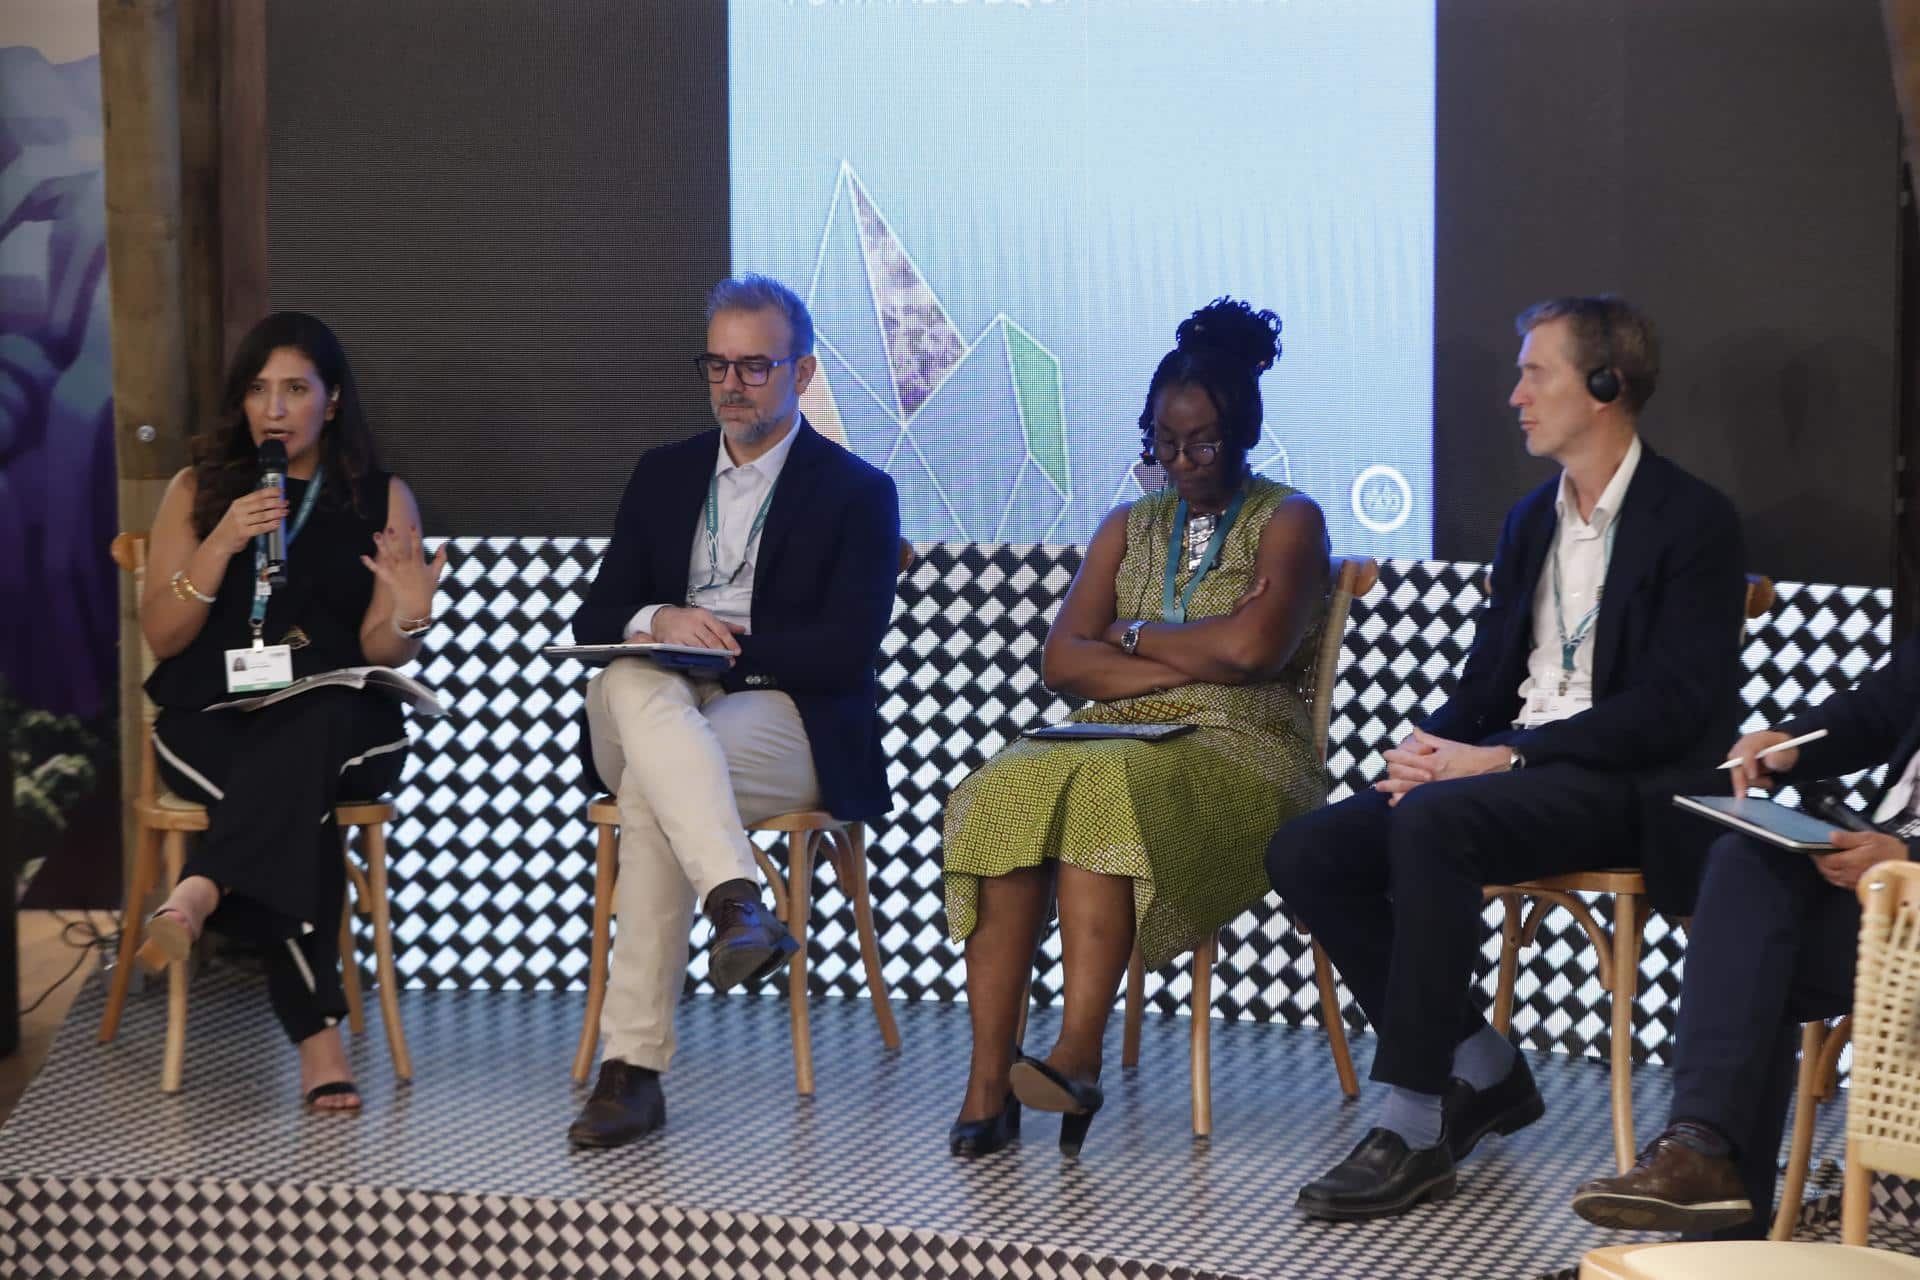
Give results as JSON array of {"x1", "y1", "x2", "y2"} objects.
[
  {"x1": 1514, "y1": 434, "x2": 1643, "y2": 728},
  {"x1": 626, "y1": 417, "x2": 803, "y2": 639}
]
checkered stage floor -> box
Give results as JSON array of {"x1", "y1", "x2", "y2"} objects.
[{"x1": 0, "y1": 963, "x2": 1881, "y2": 1280}]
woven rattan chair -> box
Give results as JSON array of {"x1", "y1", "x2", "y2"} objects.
[
  {"x1": 1579, "y1": 860, "x2": 1920, "y2": 1276},
  {"x1": 1483, "y1": 574, "x2": 1774, "y2": 1173},
  {"x1": 97, "y1": 533, "x2": 412, "y2": 1092},
  {"x1": 571, "y1": 540, "x2": 914, "y2": 1094},
  {"x1": 1116, "y1": 555, "x2": 1378, "y2": 1135}
]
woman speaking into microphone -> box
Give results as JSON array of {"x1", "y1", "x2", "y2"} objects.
[{"x1": 137, "y1": 311, "x2": 446, "y2": 1112}]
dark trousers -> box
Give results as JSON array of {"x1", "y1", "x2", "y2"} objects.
[
  {"x1": 1670, "y1": 832, "x2": 1858, "y2": 1235},
  {"x1": 153, "y1": 688, "x2": 407, "y2": 1044},
  {"x1": 1266, "y1": 765, "x2": 1640, "y2": 1094}
]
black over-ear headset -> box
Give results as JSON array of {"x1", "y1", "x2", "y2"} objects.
[{"x1": 1583, "y1": 298, "x2": 1621, "y2": 404}]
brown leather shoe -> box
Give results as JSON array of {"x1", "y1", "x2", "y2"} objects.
[
  {"x1": 706, "y1": 894, "x2": 798, "y2": 990},
  {"x1": 1571, "y1": 1123, "x2": 1753, "y2": 1232},
  {"x1": 567, "y1": 1060, "x2": 665, "y2": 1148}
]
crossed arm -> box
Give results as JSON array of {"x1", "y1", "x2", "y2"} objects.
[{"x1": 1041, "y1": 494, "x2": 1329, "y2": 703}]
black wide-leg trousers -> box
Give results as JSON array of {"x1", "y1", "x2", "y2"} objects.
[
  {"x1": 153, "y1": 687, "x2": 407, "y2": 1044},
  {"x1": 1669, "y1": 832, "x2": 1858, "y2": 1234},
  {"x1": 1266, "y1": 765, "x2": 1640, "y2": 1095}
]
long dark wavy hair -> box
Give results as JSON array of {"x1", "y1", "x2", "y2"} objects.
[
  {"x1": 1137, "y1": 297, "x2": 1283, "y2": 473},
  {"x1": 189, "y1": 312, "x2": 379, "y2": 538}
]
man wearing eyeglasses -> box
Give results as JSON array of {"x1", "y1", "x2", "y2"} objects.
[{"x1": 565, "y1": 274, "x2": 902, "y2": 1148}]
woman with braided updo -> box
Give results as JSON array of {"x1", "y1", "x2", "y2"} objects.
[{"x1": 942, "y1": 298, "x2": 1332, "y2": 1159}]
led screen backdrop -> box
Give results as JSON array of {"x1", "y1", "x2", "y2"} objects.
[{"x1": 729, "y1": 0, "x2": 1436, "y2": 556}]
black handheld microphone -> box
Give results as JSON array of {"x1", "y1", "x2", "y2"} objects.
[{"x1": 257, "y1": 438, "x2": 289, "y2": 587}]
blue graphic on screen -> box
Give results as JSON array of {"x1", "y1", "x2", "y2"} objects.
[{"x1": 730, "y1": 1, "x2": 1434, "y2": 555}]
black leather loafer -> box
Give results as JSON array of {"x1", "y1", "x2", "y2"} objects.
[
  {"x1": 1297, "y1": 1128, "x2": 1458, "y2": 1222},
  {"x1": 1443, "y1": 1050, "x2": 1545, "y2": 1161},
  {"x1": 568, "y1": 1060, "x2": 666, "y2": 1148}
]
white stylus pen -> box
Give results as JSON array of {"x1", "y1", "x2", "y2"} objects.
[{"x1": 1715, "y1": 727, "x2": 1830, "y2": 770}]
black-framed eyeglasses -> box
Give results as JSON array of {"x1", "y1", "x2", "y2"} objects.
[
  {"x1": 693, "y1": 353, "x2": 802, "y2": 387},
  {"x1": 1149, "y1": 434, "x2": 1225, "y2": 467}
]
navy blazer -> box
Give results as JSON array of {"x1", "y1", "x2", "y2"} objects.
[
  {"x1": 1420, "y1": 446, "x2": 1748, "y2": 913},
  {"x1": 573, "y1": 419, "x2": 902, "y2": 822},
  {"x1": 1778, "y1": 627, "x2": 1920, "y2": 857}
]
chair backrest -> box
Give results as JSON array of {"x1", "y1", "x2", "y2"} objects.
[
  {"x1": 898, "y1": 538, "x2": 914, "y2": 577},
  {"x1": 1847, "y1": 860, "x2": 1920, "y2": 1197},
  {"x1": 110, "y1": 531, "x2": 162, "y2": 805},
  {"x1": 1301, "y1": 556, "x2": 1379, "y2": 768},
  {"x1": 1743, "y1": 574, "x2": 1774, "y2": 621}
]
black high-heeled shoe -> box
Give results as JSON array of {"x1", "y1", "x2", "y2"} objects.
[
  {"x1": 949, "y1": 1095, "x2": 1021, "y2": 1158},
  {"x1": 1008, "y1": 1054, "x2": 1105, "y2": 1157}
]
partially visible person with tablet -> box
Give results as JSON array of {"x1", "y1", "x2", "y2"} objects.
[
  {"x1": 939, "y1": 298, "x2": 1331, "y2": 1161},
  {"x1": 1572, "y1": 628, "x2": 1920, "y2": 1236}
]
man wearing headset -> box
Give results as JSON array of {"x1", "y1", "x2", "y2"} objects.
[{"x1": 1267, "y1": 296, "x2": 1748, "y2": 1221}]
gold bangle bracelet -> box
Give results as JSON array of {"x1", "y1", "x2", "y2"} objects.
[{"x1": 170, "y1": 569, "x2": 215, "y2": 605}]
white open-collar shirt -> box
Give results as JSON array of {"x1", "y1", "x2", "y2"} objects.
[
  {"x1": 626, "y1": 416, "x2": 803, "y2": 639},
  {"x1": 1513, "y1": 434, "x2": 1643, "y2": 727}
]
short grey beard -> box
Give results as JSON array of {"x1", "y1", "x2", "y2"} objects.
[{"x1": 714, "y1": 401, "x2": 782, "y2": 444}]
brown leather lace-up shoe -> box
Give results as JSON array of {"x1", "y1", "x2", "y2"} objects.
[{"x1": 1571, "y1": 1123, "x2": 1753, "y2": 1233}]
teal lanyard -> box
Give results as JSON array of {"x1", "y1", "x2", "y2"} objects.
[
  {"x1": 1161, "y1": 488, "x2": 1248, "y2": 623},
  {"x1": 249, "y1": 469, "x2": 325, "y2": 644},
  {"x1": 692, "y1": 469, "x2": 777, "y2": 595},
  {"x1": 1549, "y1": 514, "x2": 1618, "y2": 689}
]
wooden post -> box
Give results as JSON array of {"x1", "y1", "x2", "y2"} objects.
[
  {"x1": 220, "y1": 1, "x2": 270, "y2": 363},
  {"x1": 100, "y1": 0, "x2": 192, "y2": 881}
]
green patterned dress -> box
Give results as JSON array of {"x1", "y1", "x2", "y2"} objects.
[{"x1": 942, "y1": 475, "x2": 1329, "y2": 969}]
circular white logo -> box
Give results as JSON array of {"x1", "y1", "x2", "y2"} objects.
[{"x1": 1350, "y1": 464, "x2": 1413, "y2": 534}]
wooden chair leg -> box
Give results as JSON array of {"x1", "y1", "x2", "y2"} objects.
[
  {"x1": 361, "y1": 822, "x2": 412, "y2": 1081},
  {"x1": 785, "y1": 828, "x2": 818, "y2": 1096},
  {"x1": 100, "y1": 823, "x2": 161, "y2": 1044},
  {"x1": 1771, "y1": 1021, "x2": 1829, "y2": 1240},
  {"x1": 1121, "y1": 947, "x2": 1145, "y2": 1069},
  {"x1": 1842, "y1": 1135, "x2": 1870, "y2": 1247},
  {"x1": 1311, "y1": 940, "x2": 1359, "y2": 1100},
  {"x1": 840, "y1": 825, "x2": 900, "y2": 1051},
  {"x1": 339, "y1": 858, "x2": 365, "y2": 1036},
  {"x1": 160, "y1": 831, "x2": 188, "y2": 1094},
  {"x1": 1190, "y1": 934, "x2": 1216, "y2": 1137},
  {"x1": 1493, "y1": 892, "x2": 1524, "y2": 1036},
  {"x1": 1606, "y1": 891, "x2": 1643, "y2": 1174},
  {"x1": 573, "y1": 817, "x2": 618, "y2": 1082}
]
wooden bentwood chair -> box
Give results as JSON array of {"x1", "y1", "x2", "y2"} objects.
[
  {"x1": 1580, "y1": 861, "x2": 1920, "y2": 1277},
  {"x1": 1481, "y1": 574, "x2": 1775, "y2": 1174},
  {"x1": 97, "y1": 533, "x2": 413, "y2": 1092},
  {"x1": 571, "y1": 539, "x2": 916, "y2": 1094},
  {"x1": 1117, "y1": 555, "x2": 1379, "y2": 1136}
]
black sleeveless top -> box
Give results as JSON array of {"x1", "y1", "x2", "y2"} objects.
[{"x1": 147, "y1": 469, "x2": 394, "y2": 710}]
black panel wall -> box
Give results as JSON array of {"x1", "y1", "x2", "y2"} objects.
[
  {"x1": 1434, "y1": 0, "x2": 1900, "y2": 586},
  {"x1": 266, "y1": 0, "x2": 730, "y2": 536},
  {"x1": 269, "y1": 0, "x2": 1902, "y2": 584}
]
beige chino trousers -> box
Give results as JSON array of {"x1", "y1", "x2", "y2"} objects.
[{"x1": 586, "y1": 658, "x2": 819, "y2": 1072}]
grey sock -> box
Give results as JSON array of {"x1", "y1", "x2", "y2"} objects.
[
  {"x1": 1451, "y1": 1023, "x2": 1517, "y2": 1091},
  {"x1": 1379, "y1": 1086, "x2": 1445, "y2": 1150}
]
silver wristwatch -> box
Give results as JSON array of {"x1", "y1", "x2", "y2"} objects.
[
  {"x1": 1121, "y1": 620, "x2": 1146, "y2": 656},
  {"x1": 1506, "y1": 748, "x2": 1527, "y2": 771}
]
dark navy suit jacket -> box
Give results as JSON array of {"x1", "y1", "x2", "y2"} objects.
[
  {"x1": 1777, "y1": 627, "x2": 1920, "y2": 858},
  {"x1": 572, "y1": 419, "x2": 901, "y2": 822},
  {"x1": 1419, "y1": 446, "x2": 1748, "y2": 914}
]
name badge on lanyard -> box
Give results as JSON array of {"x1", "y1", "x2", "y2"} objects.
[{"x1": 224, "y1": 468, "x2": 325, "y2": 693}]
